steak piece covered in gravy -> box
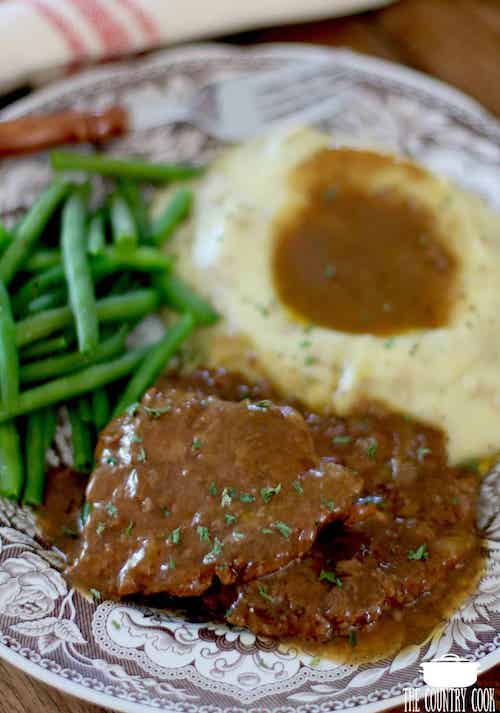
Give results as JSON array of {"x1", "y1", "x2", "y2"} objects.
[{"x1": 68, "y1": 386, "x2": 361, "y2": 599}]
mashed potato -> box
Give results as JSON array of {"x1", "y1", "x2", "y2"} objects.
[{"x1": 157, "y1": 127, "x2": 500, "y2": 465}]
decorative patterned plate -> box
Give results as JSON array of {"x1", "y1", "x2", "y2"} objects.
[{"x1": 0, "y1": 44, "x2": 499, "y2": 713}]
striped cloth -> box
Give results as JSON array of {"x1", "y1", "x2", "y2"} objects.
[{"x1": 0, "y1": 0, "x2": 395, "y2": 92}]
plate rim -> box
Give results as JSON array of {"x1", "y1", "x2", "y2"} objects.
[{"x1": 0, "y1": 41, "x2": 498, "y2": 713}]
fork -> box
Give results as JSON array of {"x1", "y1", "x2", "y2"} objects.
[{"x1": 0, "y1": 62, "x2": 345, "y2": 157}]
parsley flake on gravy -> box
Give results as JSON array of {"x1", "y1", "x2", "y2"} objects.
[
  {"x1": 273, "y1": 521, "x2": 292, "y2": 539},
  {"x1": 319, "y1": 569, "x2": 343, "y2": 587},
  {"x1": 292, "y1": 480, "x2": 304, "y2": 495},
  {"x1": 260, "y1": 483, "x2": 282, "y2": 503},
  {"x1": 197, "y1": 526, "x2": 210, "y2": 542},
  {"x1": 258, "y1": 583, "x2": 274, "y2": 602},
  {"x1": 408, "y1": 544, "x2": 429, "y2": 561}
]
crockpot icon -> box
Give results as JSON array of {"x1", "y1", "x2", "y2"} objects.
[{"x1": 421, "y1": 654, "x2": 480, "y2": 687}]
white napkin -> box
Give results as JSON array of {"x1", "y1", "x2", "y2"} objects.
[{"x1": 0, "y1": 0, "x2": 395, "y2": 92}]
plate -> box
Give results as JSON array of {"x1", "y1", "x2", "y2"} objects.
[{"x1": 0, "y1": 43, "x2": 499, "y2": 713}]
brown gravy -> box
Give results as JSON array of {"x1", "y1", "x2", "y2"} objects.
[
  {"x1": 36, "y1": 368, "x2": 484, "y2": 664},
  {"x1": 272, "y1": 149, "x2": 457, "y2": 335}
]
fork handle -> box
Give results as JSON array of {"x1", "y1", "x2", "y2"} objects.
[{"x1": 0, "y1": 105, "x2": 128, "y2": 158}]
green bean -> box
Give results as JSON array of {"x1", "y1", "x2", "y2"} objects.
[
  {"x1": 0, "y1": 180, "x2": 71, "y2": 285},
  {"x1": 12, "y1": 264, "x2": 66, "y2": 315},
  {"x1": 13, "y1": 249, "x2": 171, "y2": 314},
  {"x1": 61, "y1": 190, "x2": 99, "y2": 355},
  {"x1": 43, "y1": 406, "x2": 57, "y2": 450},
  {"x1": 96, "y1": 246, "x2": 171, "y2": 273},
  {"x1": 24, "y1": 249, "x2": 61, "y2": 272},
  {"x1": 20, "y1": 327, "x2": 128, "y2": 383},
  {"x1": 154, "y1": 272, "x2": 218, "y2": 326},
  {"x1": 0, "y1": 346, "x2": 148, "y2": 421},
  {"x1": 0, "y1": 221, "x2": 11, "y2": 255},
  {"x1": 110, "y1": 193, "x2": 138, "y2": 250},
  {"x1": 51, "y1": 150, "x2": 203, "y2": 183},
  {"x1": 113, "y1": 313, "x2": 195, "y2": 417},
  {"x1": 16, "y1": 289, "x2": 159, "y2": 348},
  {"x1": 88, "y1": 210, "x2": 106, "y2": 256},
  {"x1": 151, "y1": 188, "x2": 192, "y2": 246},
  {"x1": 0, "y1": 280, "x2": 19, "y2": 410},
  {"x1": 91, "y1": 388, "x2": 110, "y2": 431},
  {"x1": 0, "y1": 420, "x2": 23, "y2": 499},
  {"x1": 68, "y1": 401, "x2": 93, "y2": 473},
  {"x1": 23, "y1": 410, "x2": 47, "y2": 505},
  {"x1": 78, "y1": 396, "x2": 93, "y2": 424},
  {"x1": 20, "y1": 334, "x2": 71, "y2": 361},
  {"x1": 119, "y1": 180, "x2": 150, "y2": 243},
  {"x1": 27, "y1": 288, "x2": 66, "y2": 315}
]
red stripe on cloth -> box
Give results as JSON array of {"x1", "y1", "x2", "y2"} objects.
[
  {"x1": 120, "y1": 0, "x2": 160, "y2": 44},
  {"x1": 26, "y1": 0, "x2": 87, "y2": 60},
  {"x1": 70, "y1": 0, "x2": 131, "y2": 56}
]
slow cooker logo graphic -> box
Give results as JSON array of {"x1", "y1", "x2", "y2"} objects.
[{"x1": 420, "y1": 654, "x2": 480, "y2": 688}]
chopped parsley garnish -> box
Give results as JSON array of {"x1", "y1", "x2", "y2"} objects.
[
  {"x1": 111, "y1": 619, "x2": 121, "y2": 630},
  {"x1": 349, "y1": 631, "x2": 358, "y2": 647},
  {"x1": 170, "y1": 528, "x2": 181, "y2": 545},
  {"x1": 462, "y1": 459, "x2": 480, "y2": 474},
  {"x1": 309, "y1": 655, "x2": 321, "y2": 667},
  {"x1": 255, "y1": 400, "x2": 272, "y2": 409},
  {"x1": 366, "y1": 440, "x2": 378, "y2": 459},
  {"x1": 304, "y1": 355, "x2": 317, "y2": 366},
  {"x1": 260, "y1": 484, "x2": 282, "y2": 503},
  {"x1": 258, "y1": 583, "x2": 274, "y2": 603},
  {"x1": 96, "y1": 521, "x2": 106, "y2": 536},
  {"x1": 124, "y1": 520, "x2": 135, "y2": 536},
  {"x1": 131, "y1": 434, "x2": 142, "y2": 443},
  {"x1": 143, "y1": 404, "x2": 172, "y2": 418},
  {"x1": 221, "y1": 487, "x2": 233, "y2": 507},
  {"x1": 384, "y1": 338, "x2": 395, "y2": 349},
  {"x1": 161, "y1": 507, "x2": 171, "y2": 517},
  {"x1": 324, "y1": 264, "x2": 336, "y2": 279},
  {"x1": 203, "y1": 537, "x2": 223, "y2": 564},
  {"x1": 106, "y1": 456, "x2": 117, "y2": 466},
  {"x1": 300, "y1": 339, "x2": 312, "y2": 349},
  {"x1": 105, "y1": 503, "x2": 118, "y2": 518},
  {"x1": 408, "y1": 544, "x2": 429, "y2": 561},
  {"x1": 240, "y1": 492, "x2": 255, "y2": 504},
  {"x1": 191, "y1": 437, "x2": 202, "y2": 452},
  {"x1": 332, "y1": 435, "x2": 352, "y2": 445},
  {"x1": 319, "y1": 569, "x2": 343, "y2": 588},
  {"x1": 126, "y1": 402, "x2": 140, "y2": 417},
  {"x1": 417, "y1": 447, "x2": 431, "y2": 460},
  {"x1": 197, "y1": 526, "x2": 210, "y2": 542},
  {"x1": 137, "y1": 446, "x2": 147, "y2": 463},
  {"x1": 273, "y1": 521, "x2": 292, "y2": 539},
  {"x1": 261, "y1": 527, "x2": 273, "y2": 535},
  {"x1": 81, "y1": 501, "x2": 92, "y2": 525},
  {"x1": 209, "y1": 481, "x2": 218, "y2": 497},
  {"x1": 225, "y1": 513, "x2": 237, "y2": 525},
  {"x1": 324, "y1": 186, "x2": 337, "y2": 201},
  {"x1": 233, "y1": 531, "x2": 245, "y2": 541},
  {"x1": 169, "y1": 556, "x2": 176, "y2": 569},
  {"x1": 292, "y1": 480, "x2": 304, "y2": 495},
  {"x1": 60, "y1": 526, "x2": 78, "y2": 539},
  {"x1": 257, "y1": 304, "x2": 270, "y2": 317},
  {"x1": 450, "y1": 496, "x2": 460, "y2": 505},
  {"x1": 321, "y1": 497, "x2": 335, "y2": 512},
  {"x1": 89, "y1": 588, "x2": 101, "y2": 602}
]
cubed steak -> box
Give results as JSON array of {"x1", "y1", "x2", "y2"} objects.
[{"x1": 68, "y1": 386, "x2": 361, "y2": 599}]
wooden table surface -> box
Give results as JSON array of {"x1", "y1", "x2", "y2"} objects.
[{"x1": 1, "y1": 0, "x2": 499, "y2": 711}]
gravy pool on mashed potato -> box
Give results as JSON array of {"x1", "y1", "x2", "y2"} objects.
[{"x1": 155, "y1": 126, "x2": 500, "y2": 466}]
